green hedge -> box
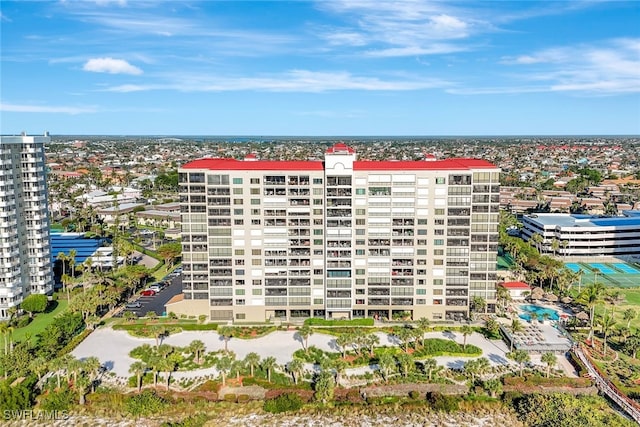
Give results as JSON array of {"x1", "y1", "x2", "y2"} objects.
[
  {"x1": 263, "y1": 393, "x2": 304, "y2": 413},
  {"x1": 304, "y1": 318, "x2": 374, "y2": 327}
]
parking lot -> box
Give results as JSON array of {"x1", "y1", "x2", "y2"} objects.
[{"x1": 119, "y1": 273, "x2": 182, "y2": 317}]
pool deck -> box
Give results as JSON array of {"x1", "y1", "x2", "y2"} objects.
[{"x1": 503, "y1": 303, "x2": 574, "y2": 353}]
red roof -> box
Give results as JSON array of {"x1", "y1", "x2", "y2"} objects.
[
  {"x1": 182, "y1": 157, "x2": 497, "y2": 171},
  {"x1": 354, "y1": 159, "x2": 495, "y2": 170},
  {"x1": 326, "y1": 142, "x2": 355, "y2": 154},
  {"x1": 499, "y1": 281, "x2": 531, "y2": 290}
]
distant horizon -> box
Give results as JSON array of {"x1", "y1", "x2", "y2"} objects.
[{"x1": 8, "y1": 133, "x2": 639, "y2": 139}]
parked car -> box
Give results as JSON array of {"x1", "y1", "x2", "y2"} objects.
[
  {"x1": 148, "y1": 284, "x2": 163, "y2": 293},
  {"x1": 140, "y1": 289, "x2": 156, "y2": 296},
  {"x1": 126, "y1": 301, "x2": 142, "y2": 308}
]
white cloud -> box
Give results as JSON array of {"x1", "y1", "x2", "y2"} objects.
[
  {"x1": 0, "y1": 103, "x2": 97, "y2": 114},
  {"x1": 102, "y1": 69, "x2": 452, "y2": 93},
  {"x1": 83, "y1": 57, "x2": 143, "y2": 75}
]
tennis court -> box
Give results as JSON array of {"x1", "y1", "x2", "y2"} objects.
[{"x1": 564, "y1": 262, "x2": 640, "y2": 288}]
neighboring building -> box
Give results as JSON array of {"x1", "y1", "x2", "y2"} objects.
[
  {"x1": 96, "y1": 202, "x2": 145, "y2": 227},
  {"x1": 498, "y1": 281, "x2": 531, "y2": 300},
  {"x1": 176, "y1": 143, "x2": 500, "y2": 323},
  {"x1": 521, "y1": 211, "x2": 640, "y2": 256},
  {"x1": 0, "y1": 132, "x2": 54, "y2": 319}
]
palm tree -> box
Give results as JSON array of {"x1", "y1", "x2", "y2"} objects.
[
  {"x1": 623, "y1": 308, "x2": 637, "y2": 329},
  {"x1": 599, "y1": 313, "x2": 616, "y2": 356},
  {"x1": 420, "y1": 358, "x2": 440, "y2": 381},
  {"x1": 188, "y1": 340, "x2": 206, "y2": 365},
  {"x1": 83, "y1": 356, "x2": 101, "y2": 393},
  {"x1": 75, "y1": 374, "x2": 91, "y2": 405},
  {"x1": 287, "y1": 358, "x2": 304, "y2": 385},
  {"x1": 460, "y1": 325, "x2": 473, "y2": 350},
  {"x1": 297, "y1": 325, "x2": 313, "y2": 353},
  {"x1": 215, "y1": 353, "x2": 234, "y2": 386},
  {"x1": 541, "y1": 352, "x2": 557, "y2": 378},
  {"x1": 417, "y1": 317, "x2": 431, "y2": 346},
  {"x1": 363, "y1": 332, "x2": 380, "y2": 357},
  {"x1": 578, "y1": 281, "x2": 606, "y2": 347},
  {"x1": 332, "y1": 358, "x2": 348, "y2": 385},
  {"x1": 396, "y1": 352, "x2": 415, "y2": 378},
  {"x1": 129, "y1": 361, "x2": 147, "y2": 392},
  {"x1": 508, "y1": 349, "x2": 530, "y2": 377},
  {"x1": 335, "y1": 334, "x2": 350, "y2": 358},
  {"x1": 509, "y1": 319, "x2": 524, "y2": 351},
  {"x1": 244, "y1": 352, "x2": 260, "y2": 377},
  {"x1": 217, "y1": 326, "x2": 234, "y2": 353},
  {"x1": 0, "y1": 322, "x2": 8, "y2": 355},
  {"x1": 377, "y1": 352, "x2": 396, "y2": 383},
  {"x1": 262, "y1": 356, "x2": 277, "y2": 383}
]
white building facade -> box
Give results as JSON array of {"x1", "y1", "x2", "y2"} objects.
[
  {"x1": 178, "y1": 144, "x2": 500, "y2": 323},
  {"x1": 0, "y1": 133, "x2": 54, "y2": 319},
  {"x1": 521, "y1": 212, "x2": 640, "y2": 257}
]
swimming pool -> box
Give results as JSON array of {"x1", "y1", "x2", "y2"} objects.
[{"x1": 518, "y1": 304, "x2": 560, "y2": 322}]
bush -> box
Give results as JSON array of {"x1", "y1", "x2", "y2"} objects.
[
  {"x1": 161, "y1": 414, "x2": 208, "y2": 427},
  {"x1": 426, "y1": 392, "x2": 460, "y2": 412},
  {"x1": 263, "y1": 393, "x2": 304, "y2": 413},
  {"x1": 237, "y1": 394, "x2": 250, "y2": 403},
  {"x1": 125, "y1": 390, "x2": 168, "y2": 417},
  {"x1": 14, "y1": 316, "x2": 31, "y2": 328},
  {"x1": 223, "y1": 393, "x2": 236, "y2": 403},
  {"x1": 38, "y1": 387, "x2": 75, "y2": 411},
  {"x1": 408, "y1": 390, "x2": 421, "y2": 399},
  {"x1": 304, "y1": 318, "x2": 374, "y2": 327}
]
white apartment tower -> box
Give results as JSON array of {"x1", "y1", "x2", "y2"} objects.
[
  {"x1": 178, "y1": 143, "x2": 500, "y2": 323},
  {"x1": 0, "y1": 132, "x2": 54, "y2": 319}
]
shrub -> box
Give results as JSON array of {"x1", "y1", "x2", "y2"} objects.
[
  {"x1": 408, "y1": 390, "x2": 421, "y2": 399},
  {"x1": 38, "y1": 387, "x2": 75, "y2": 411},
  {"x1": 161, "y1": 414, "x2": 208, "y2": 427},
  {"x1": 263, "y1": 393, "x2": 304, "y2": 413},
  {"x1": 223, "y1": 393, "x2": 237, "y2": 403},
  {"x1": 426, "y1": 392, "x2": 460, "y2": 412},
  {"x1": 304, "y1": 318, "x2": 374, "y2": 327},
  {"x1": 237, "y1": 394, "x2": 250, "y2": 403},
  {"x1": 125, "y1": 390, "x2": 167, "y2": 417}
]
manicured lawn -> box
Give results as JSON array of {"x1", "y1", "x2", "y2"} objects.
[
  {"x1": 592, "y1": 288, "x2": 640, "y2": 331},
  {"x1": 11, "y1": 299, "x2": 69, "y2": 343},
  {"x1": 622, "y1": 289, "x2": 640, "y2": 306}
]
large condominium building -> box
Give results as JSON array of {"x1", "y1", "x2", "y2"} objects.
[
  {"x1": 177, "y1": 143, "x2": 500, "y2": 323},
  {"x1": 0, "y1": 132, "x2": 54, "y2": 319},
  {"x1": 521, "y1": 211, "x2": 640, "y2": 257}
]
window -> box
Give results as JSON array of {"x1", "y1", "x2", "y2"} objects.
[
  {"x1": 251, "y1": 219, "x2": 261, "y2": 225},
  {"x1": 252, "y1": 259, "x2": 262, "y2": 265},
  {"x1": 435, "y1": 208, "x2": 445, "y2": 215},
  {"x1": 434, "y1": 249, "x2": 444, "y2": 255},
  {"x1": 252, "y1": 289, "x2": 262, "y2": 295},
  {"x1": 250, "y1": 188, "x2": 260, "y2": 194},
  {"x1": 356, "y1": 269, "x2": 365, "y2": 275},
  {"x1": 236, "y1": 313, "x2": 246, "y2": 320},
  {"x1": 417, "y1": 249, "x2": 427, "y2": 255},
  {"x1": 314, "y1": 239, "x2": 323, "y2": 245},
  {"x1": 356, "y1": 229, "x2": 365, "y2": 235},
  {"x1": 313, "y1": 188, "x2": 323, "y2": 195},
  {"x1": 313, "y1": 209, "x2": 323, "y2": 215},
  {"x1": 251, "y1": 199, "x2": 260, "y2": 205},
  {"x1": 233, "y1": 178, "x2": 243, "y2": 184},
  {"x1": 417, "y1": 229, "x2": 427, "y2": 235},
  {"x1": 235, "y1": 289, "x2": 245, "y2": 295},
  {"x1": 314, "y1": 199, "x2": 323, "y2": 205},
  {"x1": 234, "y1": 199, "x2": 243, "y2": 205},
  {"x1": 233, "y1": 188, "x2": 243, "y2": 194},
  {"x1": 252, "y1": 280, "x2": 262, "y2": 286},
  {"x1": 417, "y1": 219, "x2": 428, "y2": 225},
  {"x1": 436, "y1": 177, "x2": 446, "y2": 184},
  {"x1": 356, "y1": 188, "x2": 365, "y2": 195},
  {"x1": 416, "y1": 289, "x2": 426, "y2": 295},
  {"x1": 314, "y1": 229, "x2": 323, "y2": 235},
  {"x1": 250, "y1": 178, "x2": 260, "y2": 184},
  {"x1": 434, "y1": 259, "x2": 444, "y2": 265},
  {"x1": 356, "y1": 219, "x2": 366, "y2": 225},
  {"x1": 356, "y1": 209, "x2": 366, "y2": 215},
  {"x1": 251, "y1": 209, "x2": 260, "y2": 215},
  {"x1": 234, "y1": 219, "x2": 244, "y2": 225},
  {"x1": 234, "y1": 209, "x2": 244, "y2": 215},
  {"x1": 433, "y1": 279, "x2": 443, "y2": 285},
  {"x1": 356, "y1": 249, "x2": 365, "y2": 255},
  {"x1": 235, "y1": 249, "x2": 245, "y2": 255},
  {"x1": 252, "y1": 249, "x2": 261, "y2": 255},
  {"x1": 235, "y1": 269, "x2": 245, "y2": 275},
  {"x1": 434, "y1": 239, "x2": 444, "y2": 246},
  {"x1": 313, "y1": 178, "x2": 323, "y2": 184}
]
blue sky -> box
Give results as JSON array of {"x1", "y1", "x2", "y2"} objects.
[{"x1": 1, "y1": 0, "x2": 639, "y2": 136}]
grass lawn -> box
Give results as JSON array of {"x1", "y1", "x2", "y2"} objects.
[
  {"x1": 592, "y1": 288, "x2": 640, "y2": 331},
  {"x1": 11, "y1": 299, "x2": 69, "y2": 343}
]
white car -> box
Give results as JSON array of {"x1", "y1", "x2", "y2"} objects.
[{"x1": 148, "y1": 284, "x2": 162, "y2": 293}]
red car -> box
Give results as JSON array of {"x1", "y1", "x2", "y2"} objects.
[{"x1": 140, "y1": 289, "x2": 156, "y2": 296}]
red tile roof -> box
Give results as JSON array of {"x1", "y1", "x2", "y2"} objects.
[
  {"x1": 499, "y1": 281, "x2": 531, "y2": 289},
  {"x1": 326, "y1": 142, "x2": 355, "y2": 154},
  {"x1": 182, "y1": 157, "x2": 497, "y2": 171}
]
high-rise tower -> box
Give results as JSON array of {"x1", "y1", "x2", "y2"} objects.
[{"x1": 0, "y1": 132, "x2": 54, "y2": 319}]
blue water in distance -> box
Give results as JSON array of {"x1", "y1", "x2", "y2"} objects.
[{"x1": 519, "y1": 304, "x2": 559, "y2": 321}]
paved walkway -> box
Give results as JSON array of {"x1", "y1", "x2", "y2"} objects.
[{"x1": 73, "y1": 327, "x2": 516, "y2": 379}]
